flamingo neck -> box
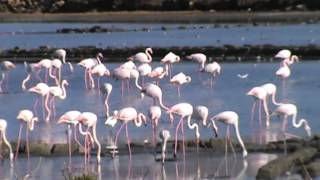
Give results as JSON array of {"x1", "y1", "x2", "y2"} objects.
[
  {"x1": 134, "y1": 76, "x2": 142, "y2": 90},
  {"x1": 105, "y1": 93, "x2": 110, "y2": 117},
  {"x1": 28, "y1": 117, "x2": 37, "y2": 131},
  {"x1": 60, "y1": 81, "x2": 68, "y2": 99},
  {"x1": 187, "y1": 115, "x2": 200, "y2": 139},
  {"x1": 91, "y1": 123, "x2": 101, "y2": 163},
  {"x1": 158, "y1": 95, "x2": 169, "y2": 111},
  {"x1": 1, "y1": 129, "x2": 13, "y2": 165},
  {"x1": 44, "y1": 94, "x2": 51, "y2": 122},
  {"x1": 271, "y1": 91, "x2": 282, "y2": 106},
  {"x1": 134, "y1": 113, "x2": 144, "y2": 127},
  {"x1": 22, "y1": 74, "x2": 31, "y2": 90},
  {"x1": 146, "y1": 49, "x2": 152, "y2": 62},
  {"x1": 234, "y1": 122, "x2": 248, "y2": 157}
]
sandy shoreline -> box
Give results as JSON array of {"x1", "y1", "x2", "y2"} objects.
[{"x1": 0, "y1": 11, "x2": 320, "y2": 23}]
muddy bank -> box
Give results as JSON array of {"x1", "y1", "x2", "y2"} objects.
[
  {"x1": 1, "y1": 45, "x2": 320, "y2": 63},
  {"x1": 0, "y1": 11, "x2": 320, "y2": 23}
]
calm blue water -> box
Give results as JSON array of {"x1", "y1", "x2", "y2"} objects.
[
  {"x1": 0, "y1": 23, "x2": 319, "y2": 49},
  {"x1": 0, "y1": 60, "x2": 318, "y2": 145}
]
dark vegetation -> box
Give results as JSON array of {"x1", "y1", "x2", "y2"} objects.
[{"x1": 1, "y1": 0, "x2": 320, "y2": 13}]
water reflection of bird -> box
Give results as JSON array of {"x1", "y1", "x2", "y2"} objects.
[
  {"x1": 271, "y1": 103, "x2": 311, "y2": 137},
  {"x1": 0, "y1": 119, "x2": 14, "y2": 167},
  {"x1": 209, "y1": 111, "x2": 248, "y2": 157},
  {"x1": 105, "y1": 107, "x2": 147, "y2": 158},
  {"x1": 237, "y1": 73, "x2": 248, "y2": 79},
  {"x1": 16, "y1": 109, "x2": 38, "y2": 160}
]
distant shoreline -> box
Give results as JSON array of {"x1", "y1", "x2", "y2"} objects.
[{"x1": 0, "y1": 11, "x2": 320, "y2": 23}]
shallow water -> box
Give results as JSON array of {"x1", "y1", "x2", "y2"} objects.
[
  {"x1": 0, "y1": 23, "x2": 319, "y2": 49},
  {"x1": 0, "y1": 61, "x2": 318, "y2": 145},
  {"x1": 0, "y1": 152, "x2": 279, "y2": 180}
]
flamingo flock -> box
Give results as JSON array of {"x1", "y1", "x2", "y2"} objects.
[{"x1": 0, "y1": 47, "x2": 313, "y2": 167}]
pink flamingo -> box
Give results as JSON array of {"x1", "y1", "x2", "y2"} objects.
[
  {"x1": 90, "y1": 63, "x2": 110, "y2": 90},
  {"x1": 0, "y1": 119, "x2": 14, "y2": 167},
  {"x1": 78, "y1": 53, "x2": 103, "y2": 89},
  {"x1": 36, "y1": 59, "x2": 52, "y2": 83},
  {"x1": 112, "y1": 67, "x2": 131, "y2": 97},
  {"x1": 140, "y1": 83, "x2": 169, "y2": 110},
  {"x1": 159, "y1": 129, "x2": 171, "y2": 164},
  {"x1": 161, "y1": 52, "x2": 180, "y2": 78},
  {"x1": 209, "y1": 111, "x2": 248, "y2": 157},
  {"x1": 148, "y1": 65, "x2": 168, "y2": 85},
  {"x1": 77, "y1": 112, "x2": 101, "y2": 164},
  {"x1": 102, "y1": 83, "x2": 112, "y2": 117},
  {"x1": 247, "y1": 86, "x2": 270, "y2": 128},
  {"x1": 119, "y1": 61, "x2": 136, "y2": 70},
  {"x1": 54, "y1": 48, "x2": 74, "y2": 72},
  {"x1": 276, "y1": 60, "x2": 291, "y2": 96},
  {"x1": 28, "y1": 83, "x2": 51, "y2": 122},
  {"x1": 21, "y1": 61, "x2": 42, "y2": 91},
  {"x1": 16, "y1": 109, "x2": 38, "y2": 159},
  {"x1": 0, "y1": 60, "x2": 16, "y2": 92},
  {"x1": 148, "y1": 105, "x2": 162, "y2": 146},
  {"x1": 193, "y1": 105, "x2": 209, "y2": 126},
  {"x1": 186, "y1": 53, "x2": 206, "y2": 71},
  {"x1": 202, "y1": 61, "x2": 221, "y2": 88},
  {"x1": 167, "y1": 103, "x2": 200, "y2": 157},
  {"x1": 49, "y1": 59, "x2": 63, "y2": 85},
  {"x1": 105, "y1": 107, "x2": 147, "y2": 158},
  {"x1": 49, "y1": 80, "x2": 69, "y2": 117},
  {"x1": 137, "y1": 63, "x2": 152, "y2": 86},
  {"x1": 271, "y1": 103, "x2": 311, "y2": 137},
  {"x1": 57, "y1": 110, "x2": 84, "y2": 161},
  {"x1": 275, "y1": 49, "x2": 299, "y2": 66},
  {"x1": 260, "y1": 83, "x2": 282, "y2": 106},
  {"x1": 169, "y1": 72, "x2": 191, "y2": 98},
  {"x1": 127, "y1": 47, "x2": 153, "y2": 63}
]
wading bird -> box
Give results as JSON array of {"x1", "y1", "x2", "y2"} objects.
[
  {"x1": 128, "y1": 47, "x2": 153, "y2": 63},
  {"x1": 159, "y1": 129, "x2": 171, "y2": 164},
  {"x1": 0, "y1": 119, "x2": 14, "y2": 167}
]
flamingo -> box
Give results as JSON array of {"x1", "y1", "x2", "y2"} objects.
[
  {"x1": 271, "y1": 103, "x2": 311, "y2": 137},
  {"x1": 260, "y1": 83, "x2": 282, "y2": 106},
  {"x1": 36, "y1": 59, "x2": 52, "y2": 82},
  {"x1": 28, "y1": 83, "x2": 51, "y2": 122},
  {"x1": 112, "y1": 67, "x2": 132, "y2": 97},
  {"x1": 202, "y1": 61, "x2": 221, "y2": 88},
  {"x1": 275, "y1": 60, "x2": 291, "y2": 96},
  {"x1": 49, "y1": 80, "x2": 69, "y2": 118},
  {"x1": 159, "y1": 129, "x2": 170, "y2": 164},
  {"x1": 246, "y1": 86, "x2": 270, "y2": 128},
  {"x1": 161, "y1": 52, "x2": 180, "y2": 78},
  {"x1": 170, "y1": 72, "x2": 191, "y2": 98},
  {"x1": 57, "y1": 110, "x2": 83, "y2": 162},
  {"x1": 275, "y1": 49, "x2": 299, "y2": 66},
  {"x1": 167, "y1": 103, "x2": 200, "y2": 157},
  {"x1": 148, "y1": 106, "x2": 162, "y2": 146},
  {"x1": 128, "y1": 47, "x2": 153, "y2": 63},
  {"x1": 148, "y1": 65, "x2": 168, "y2": 85},
  {"x1": 192, "y1": 105, "x2": 209, "y2": 126},
  {"x1": 54, "y1": 48, "x2": 74, "y2": 72},
  {"x1": 209, "y1": 111, "x2": 248, "y2": 157},
  {"x1": 137, "y1": 63, "x2": 152, "y2": 86},
  {"x1": 186, "y1": 53, "x2": 206, "y2": 71},
  {"x1": 0, "y1": 119, "x2": 14, "y2": 167},
  {"x1": 140, "y1": 83, "x2": 169, "y2": 110},
  {"x1": 16, "y1": 109, "x2": 38, "y2": 159},
  {"x1": 105, "y1": 107, "x2": 147, "y2": 158},
  {"x1": 90, "y1": 63, "x2": 110, "y2": 90},
  {"x1": 78, "y1": 53, "x2": 103, "y2": 89},
  {"x1": 77, "y1": 112, "x2": 101, "y2": 164},
  {"x1": 102, "y1": 83, "x2": 112, "y2": 117},
  {"x1": 119, "y1": 61, "x2": 136, "y2": 70},
  {"x1": 21, "y1": 61, "x2": 41, "y2": 91},
  {"x1": 0, "y1": 60, "x2": 16, "y2": 92},
  {"x1": 49, "y1": 59, "x2": 63, "y2": 85}
]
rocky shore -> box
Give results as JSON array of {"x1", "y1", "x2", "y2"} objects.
[
  {"x1": 2, "y1": 135, "x2": 320, "y2": 178},
  {"x1": 2, "y1": 45, "x2": 320, "y2": 63}
]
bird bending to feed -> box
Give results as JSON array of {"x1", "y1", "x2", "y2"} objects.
[
  {"x1": 102, "y1": 83, "x2": 113, "y2": 117},
  {"x1": 159, "y1": 130, "x2": 171, "y2": 164},
  {"x1": 271, "y1": 103, "x2": 311, "y2": 137},
  {"x1": 105, "y1": 107, "x2": 147, "y2": 158},
  {"x1": 260, "y1": 83, "x2": 282, "y2": 106},
  {"x1": 209, "y1": 111, "x2": 248, "y2": 157},
  {"x1": 246, "y1": 86, "x2": 270, "y2": 128},
  {"x1": 140, "y1": 83, "x2": 169, "y2": 110},
  {"x1": 16, "y1": 109, "x2": 38, "y2": 160},
  {"x1": 186, "y1": 53, "x2": 207, "y2": 71},
  {"x1": 0, "y1": 119, "x2": 14, "y2": 167},
  {"x1": 167, "y1": 103, "x2": 200, "y2": 157}
]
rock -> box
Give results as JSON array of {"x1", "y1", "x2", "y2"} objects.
[{"x1": 256, "y1": 147, "x2": 317, "y2": 179}]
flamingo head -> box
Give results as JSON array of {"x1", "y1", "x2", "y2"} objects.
[
  {"x1": 147, "y1": 47, "x2": 153, "y2": 54},
  {"x1": 209, "y1": 117, "x2": 219, "y2": 138},
  {"x1": 176, "y1": 56, "x2": 181, "y2": 62},
  {"x1": 62, "y1": 80, "x2": 69, "y2": 86},
  {"x1": 105, "y1": 116, "x2": 118, "y2": 127},
  {"x1": 185, "y1": 76, "x2": 192, "y2": 83},
  {"x1": 303, "y1": 119, "x2": 312, "y2": 137},
  {"x1": 97, "y1": 53, "x2": 103, "y2": 59},
  {"x1": 139, "y1": 113, "x2": 148, "y2": 127},
  {"x1": 104, "y1": 83, "x2": 113, "y2": 94}
]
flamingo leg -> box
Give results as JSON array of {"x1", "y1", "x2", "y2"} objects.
[
  {"x1": 121, "y1": 81, "x2": 124, "y2": 99},
  {"x1": 258, "y1": 100, "x2": 262, "y2": 128},
  {"x1": 67, "y1": 125, "x2": 72, "y2": 162},
  {"x1": 125, "y1": 124, "x2": 132, "y2": 159},
  {"x1": 250, "y1": 101, "x2": 256, "y2": 127},
  {"x1": 177, "y1": 86, "x2": 180, "y2": 99},
  {"x1": 174, "y1": 117, "x2": 183, "y2": 157},
  {"x1": 227, "y1": 126, "x2": 236, "y2": 158},
  {"x1": 281, "y1": 116, "x2": 288, "y2": 133},
  {"x1": 33, "y1": 97, "x2": 39, "y2": 118},
  {"x1": 26, "y1": 127, "x2": 30, "y2": 160},
  {"x1": 73, "y1": 125, "x2": 84, "y2": 149},
  {"x1": 15, "y1": 122, "x2": 23, "y2": 159},
  {"x1": 114, "y1": 122, "x2": 126, "y2": 158},
  {"x1": 181, "y1": 117, "x2": 185, "y2": 157},
  {"x1": 84, "y1": 69, "x2": 88, "y2": 89}
]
